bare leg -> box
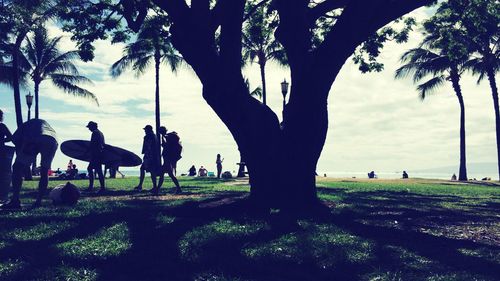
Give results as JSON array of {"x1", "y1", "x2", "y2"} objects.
[
  {"x1": 158, "y1": 172, "x2": 165, "y2": 190},
  {"x1": 135, "y1": 167, "x2": 145, "y2": 190},
  {"x1": 87, "y1": 164, "x2": 94, "y2": 190},
  {"x1": 95, "y1": 165, "x2": 105, "y2": 190},
  {"x1": 167, "y1": 170, "x2": 181, "y2": 193},
  {"x1": 33, "y1": 167, "x2": 49, "y2": 207},
  {"x1": 10, "y1": 162, "x2": 24, "y2": 204},
  {"x1": 150, "y1": 172, "x2": 158, "y2": 195}
]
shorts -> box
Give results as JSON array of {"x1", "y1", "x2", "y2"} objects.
[{"x1": 14, "y1": 135, "x2": 58, "y2": 169}]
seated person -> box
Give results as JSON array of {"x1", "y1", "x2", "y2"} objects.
[
  {"x1": 198, "y1": 166, "x2": 208, "y2": 177},
  {"x1": 368, "y1": 171, "x2": 376, "y2": 179},
  {"x1": 67, "y1": 164, "x2": 78, "y2": 179},
  {"x1": 188, "y1": 165, "x2": 196, "y2": 176},
  {"x1": 402, "y1": 171, "x2": 409, "y2": 179}
]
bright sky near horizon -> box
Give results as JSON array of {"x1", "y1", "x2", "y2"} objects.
[{"x1": 1, "y1": 6, "x2": 499, "y2": 178}]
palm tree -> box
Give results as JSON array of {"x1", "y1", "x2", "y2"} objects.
[
  {"x1": 454, "y1": 0, "x2": 500, "y2": 181},
  {"x1": 1, "y1": 0, "x2": 58, "y2": 127},
  {"x1": 22, "y1": 26, "x2": 97, "y2": 119},
  {"x1": 396, "y1": 46, "x2": 469, "y2": 181},
  {"x1": 242, "y1": 3, "x2": 286, "y2": 105},
  {"x1": 111, "y1": 15, "x2": 183, "y2": 156}
]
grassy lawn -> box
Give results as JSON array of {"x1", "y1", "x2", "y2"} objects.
[{"x1": 0, "y1": 177, "x2": 499, "y2": 280}]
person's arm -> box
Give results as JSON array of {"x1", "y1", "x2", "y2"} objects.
[{"x1": 1, "y1": 124, "x2": 12, "y2": 143}]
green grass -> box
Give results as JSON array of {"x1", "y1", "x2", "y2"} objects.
[{"x1": 0, "y1": 177, "x2": 498, "y2": 280}]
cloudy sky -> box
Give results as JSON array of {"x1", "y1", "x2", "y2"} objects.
[{"x1": 1, "y1": 6, "x2": 498, "y2": 179}]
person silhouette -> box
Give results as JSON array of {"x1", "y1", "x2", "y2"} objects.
[
  {"x1": 216, "y1": 154, "x2": 224, "y2": 178},
  {"x1": 85, "y1": 121, "x2": 105, "y2": 193},
  {"x1": 157, "y1": 130, "x2": 182, "y2": 194},
  {"x1": 402, "y1": 171, "x2": 409, "y2": 179},
  {"x1": 134, "y1": 125, "x2": 160, "y2": 191},
  {"x1": 188, "y1": 165, "x2": 196, "y2": 176},
  {"x1": 1, "y1": 119, "x2": 58, "y2": 209},
  {"x1": 67, "y1": 159, "x2": 73, "y2": 172},
  {"x1": 0, "y1": 109, "x2": 12, "y2": 147}
]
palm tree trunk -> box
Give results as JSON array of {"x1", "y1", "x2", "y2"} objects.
[
  {"x1": 154, "y1": 48, "x2": 161, "y2": 165},
  {"x1": 259, "y1": 59, "x2": 267, "y2": 105},
  {"x1": 12, "y1": 33, "x2": 26, "y2": 127},
  {"x1": 451, "y1": 73, "x2": 467, "y2": 181},
  {"x1": 34, "y1": 80, "x2": 40, "y2": 119},
  {"x1": 486, "y1": 68, "x2": 500, "y2": 181}
]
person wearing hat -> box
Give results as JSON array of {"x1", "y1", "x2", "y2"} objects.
[
  {"x1": 86, "y1": 121, "x2": 105, "y2": 193},
  {"x1": 1, "y1": 119, "x2": 58, "y2": 209},
  {"x1": 134, "y1": 125, "x2": 160, "y2": 191}
]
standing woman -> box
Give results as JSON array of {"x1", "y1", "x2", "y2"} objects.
[
  {"x1": 216, "y1": 154, "x2": 224, "y2": 179},
  {"x1": 157, "y1": 129, "x2": 182, "y2": 194},
  {"x1": 0, "y1": 110, "x2": 13, "y2": 147}
]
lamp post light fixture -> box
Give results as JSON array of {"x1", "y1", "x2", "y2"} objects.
[
  {"x1": 26, "y1": 92, "x2": 33, "y2": 120},
  {"x1": 281, "y1": 79, "x2": 289, "y2": 121}
]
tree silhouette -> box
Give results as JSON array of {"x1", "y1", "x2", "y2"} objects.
[
  {"x1": 111, "y1": 14, "x2": 183, "y2": 157},
  {"x1": 0, "y1": 0, "x2": 57, "y2": 127},
  {"x1": 396, "y1": 38, "x2": 469, "y2": 181},
  {"x1": 59, "y1": 0, "x2": 436, "y2": 212},
  {"x1": 22, "y1": 26, "x2": 97, "y2": 119},
  {"x1": 430, "y1": 0, "x2": 499, "y2": 180}
]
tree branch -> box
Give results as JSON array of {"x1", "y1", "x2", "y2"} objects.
[
  {"x1": 307, "y1": 0, "x2": 350, "y2": 23},
  {"x1": 120, "y1": 0, "x2": 149, "y2": 32},
  {"x1": 311, "y1": 0, "x2": 435, "y2": 92}
]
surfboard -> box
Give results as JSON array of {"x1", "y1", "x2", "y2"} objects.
[{"x1": 60, "y1": 140, "x2": 142, "y2": 167}]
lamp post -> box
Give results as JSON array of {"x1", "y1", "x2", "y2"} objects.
[
  {"x1": 25, "y1": 92, "x2": 33, "y2": 120},
  {"x1": 281, "y1": 79, "x2": 289, "y2": 122}
]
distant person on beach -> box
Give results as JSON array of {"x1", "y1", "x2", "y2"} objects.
[
  {"x1": 198, "y1": 166, "x2": 208, "y2": 177},
  {"x1": 402, "y1": 171, "x2": 409, "y2": 179},
  {"x1": 67, "y1": 159, "x2": 73, "y2": 172},
  {"x1": 67, "y1": 164, "x2": 78, "y2": 179},
  {"x1": 135, "y1": 125, "x2": 160, "y2": 191},
  {"x1": 216, "y1": 154, "x2": 224, "y2": 178},
  {"x1": 157, "y1": 130, "x2": 182, "y2": 194},
  {"x1": 188, "y1": 165, "x2": 196, "y2": 176},
  {"x1": 0, "y1": 109, "x2": 12, "y2": 147},
  {"x1": 451, "y1": 174, "x2": 457, "y2": 181},
  {"x1": 86, "y1": 121, "x2": 105, "y2": 193},
  {"x1": 1, "y1": 119, "x2": 58, "y2": 209},
  {"x1": 368, "y1": 171, "x2": 377, "y2": 179}
]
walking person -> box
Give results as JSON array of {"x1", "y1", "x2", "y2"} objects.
[
  {"x1": 85, "y1": 121, "x2": 105, "y2": 193},
  {"x1": 1, "y1": 119, "x2": 58, "y2": 209},
  {"x1": 216, "y1": 153, "x2": 224, "y2": 179},
  {"x1": 157, "y1": 129, "x2": 182, "y2": 194},
  {"x1": 134, "y1": 125, "x2": 160, "y2": 191}
]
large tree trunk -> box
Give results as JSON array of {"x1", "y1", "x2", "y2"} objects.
[
  {"x1": 451, "y1": 72, "x2": 467, "y2": 181},
  {"x1": 486, "y1": 68, "x2": 500, "y2": 181},
  {"x1": 12, "y1": 34, "x2": 26, "y2": 127},
  {"x1": 151, "y1": 0, "x2": 434, "y2": 212}
]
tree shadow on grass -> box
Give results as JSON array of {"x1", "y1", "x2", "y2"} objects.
[{"x1": 0, "y1": 186, "x2": 499, "y2": 281}]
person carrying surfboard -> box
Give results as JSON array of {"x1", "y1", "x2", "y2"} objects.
[
  {"x1": 1, "y1": 119, "x2": 58, "y2": 209},
  {"x1": 86, "y1": 121, "x2": 106, "y2": 193}
]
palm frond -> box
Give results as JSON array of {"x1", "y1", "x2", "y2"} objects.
[
  {"x1": 49, "y1": 73, "x2": 93, "y2": 85},
  {"x1": 51, "y1": 78, "x2": 99, "y2": 106},
  {"x1": 417, "y1": 75, "x2": 446, "y2": 100}
]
